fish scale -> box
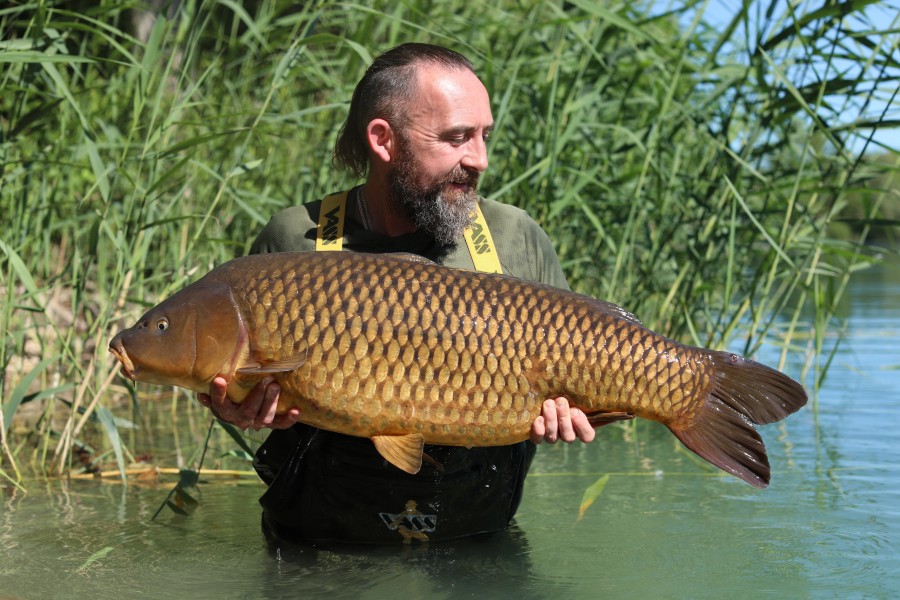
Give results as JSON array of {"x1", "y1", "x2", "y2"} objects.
[{"x1": 109, "y1": 251, "x2": 807, "y2": 487}]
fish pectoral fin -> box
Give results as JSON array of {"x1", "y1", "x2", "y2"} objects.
[
  {"x1": 371, "y1": 433, "x2": 425, "y2": 475},
  {"x1": 235, "y1": 356, "x2": 306, "y2": 377},
  {"x1": 585, "y1": 411, "x2": 634, "y2": 429}
]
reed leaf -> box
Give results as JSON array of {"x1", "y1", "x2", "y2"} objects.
[{"x1": 577, "y1": 473, "x2": 610, "y2": 523}]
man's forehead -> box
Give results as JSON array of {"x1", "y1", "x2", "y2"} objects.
[{"x1": 407, "y1": 63, "x2": 493, "y2": 126}]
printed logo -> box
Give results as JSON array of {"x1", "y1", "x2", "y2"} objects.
[
  {"x1": 320, "y1": 205, "x2": 342, "y2": 245},
  {"x1": 467, "y1": 211, "x2": 491, "y2": 255},
  {"x1": 379, "y1": 500, "x2": 436, "y2": 544}
]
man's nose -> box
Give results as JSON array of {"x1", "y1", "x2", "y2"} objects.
[{"x1": 461, "y1": 137, "x2": 489, "y2": 173}]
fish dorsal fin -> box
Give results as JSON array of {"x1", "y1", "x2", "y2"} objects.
[
  {"x1": 587, "y1": 298, "x2": 642, "y2": 326},
  {"x1": 386, "y1": 252, "x2": 435, "y2": 265},
  {"x1": 371, "y1": 433, "x2": 425, "y2": 474},
  {"x1": 235, "y1": 355, "x2": 306, "y2": 377}
]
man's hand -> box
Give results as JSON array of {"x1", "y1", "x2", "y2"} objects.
[
  {"x1": 530, "y1": 397, "x2": 596, "y2": 444},
  {"x1": 196, "y1": 376, "x2": 300, "y2": 431}
]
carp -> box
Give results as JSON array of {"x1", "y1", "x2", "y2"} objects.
[{"x1": 109, "y1": 251, "x2": 806, "y2": 487}]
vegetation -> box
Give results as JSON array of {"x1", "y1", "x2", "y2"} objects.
[{"x1": 1, "y1": 0, "x2": 897, "y2": 486}]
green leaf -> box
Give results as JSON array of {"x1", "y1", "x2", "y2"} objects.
[
  {"x1": 762, "y1": 0, "x2": 884, "y2": 51},
  {"x1": 577, "y1": 474, "x2": 610, "y2": 523},
  {"x1": 40, "y1": 62, "x2": 92, "y2": 133},
  {"x1": 158, "y1": 129, "x2": 245, "y2": 157},
  {"x1": 216, "y1": 419, "x2": 254, "y2": 456},
  {"x1": 559, "y1": 0, "x2": 658, "y2": 43},
  {"x1": 96, "y1": 405, "x2": 127, "y2": 481},
  {"x1": 226, "y1": 159, "x2": 263, "y2": 179},
  {"x1": 0, "y1": 239, "x2": 43, "y2": 305},
  {"x1": 3, "y1": 356, "x2": 58, "y2": 435},
  {"x1": 86, "y1": 136, "x2": 110, "y2": 203},
  {"x1": 0, "y1": 52, "x2": 95, "y2": 64},
  {"x1": 141, "y1": 13, "x2": 168, "y2": 90},
  {"x1": 17, "y1": 384, "x2": 77, "y2": 407},
  {"x1": 76, "y1": 546, "x2": 114, "y2": 572}
]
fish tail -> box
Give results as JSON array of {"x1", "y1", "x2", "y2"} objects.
[{"x1": 669, "y1": 351, "x2": 807, "y2": 488}]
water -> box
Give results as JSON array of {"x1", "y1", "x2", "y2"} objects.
[{"x1": 2, "y1": 258, "x2": 899, "y2": 599}]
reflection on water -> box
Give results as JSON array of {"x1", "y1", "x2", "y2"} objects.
[{"x1": 2, "y1": 259, "x2": 899, "y2": 599}]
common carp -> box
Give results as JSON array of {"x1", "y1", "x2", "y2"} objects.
[{"x1": 109, "y1": 251, "x2": 806, "y2": 487}]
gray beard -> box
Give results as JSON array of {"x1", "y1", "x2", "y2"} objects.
[
  {"x1": 390, "y1": 154, "x2": 479, "y2": 246},
  {"x1": 395, "y1": 188, "x2": 477, "y2": 246}
]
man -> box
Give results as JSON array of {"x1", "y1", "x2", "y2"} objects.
[{"x1": 198, "y1": 43, "x2": 595, "y2": 544}]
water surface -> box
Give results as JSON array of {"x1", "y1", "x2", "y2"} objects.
[{"x1": 2, "y1": 258, "x2": 898, "y2": 599}]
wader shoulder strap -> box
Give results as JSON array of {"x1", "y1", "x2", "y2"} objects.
[
  {"x1": 315, "y1": 192, "x2": 502, "y2": 274},
  {"x1": 463, "y1": 204, "x2": 502, "y2": 274},
  {"x1": 315, "y1": 191, "x2": 348, "y2": 252}
]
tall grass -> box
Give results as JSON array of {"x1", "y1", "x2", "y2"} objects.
[{"x1": 1, "y1": 0, "x2": 897, "y2": 483}]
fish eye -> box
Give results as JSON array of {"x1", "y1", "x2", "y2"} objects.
[{"x1": 156, "y1": 318, "x2": 169, "y2": 331}]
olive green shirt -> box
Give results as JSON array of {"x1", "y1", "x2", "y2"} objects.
[{"x1": 249, "y1": 189, "x2": 570, "y2": 291}]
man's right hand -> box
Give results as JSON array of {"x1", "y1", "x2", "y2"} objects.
[{"x1": 197, "y1": 376, "x2": 300, "y2": 431}]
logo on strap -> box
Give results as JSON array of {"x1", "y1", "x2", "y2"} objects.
[
  {"x1": 463, "y1": 204, "x2": 502, "y2": 274},
  {"x1": 315, "y1": 192, "x2": 347, "y2": 251}
]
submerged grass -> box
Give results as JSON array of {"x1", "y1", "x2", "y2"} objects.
[{"x1": 1, "y1": 0, "x2": 897, "y2": 484}]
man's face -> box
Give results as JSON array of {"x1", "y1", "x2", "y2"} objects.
[{"x1": 388, "y1": 65, "x2": 494, "y2": 246}]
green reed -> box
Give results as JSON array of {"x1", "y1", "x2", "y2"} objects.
[{"x1": 1, "y1": 0, "x2": 897, "y2": 483}]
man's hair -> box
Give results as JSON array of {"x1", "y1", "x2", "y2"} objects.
[{"x1": 333, "y1": 43, "x2": 476, "y2": 178}]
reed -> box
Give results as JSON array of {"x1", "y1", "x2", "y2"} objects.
[{"x1": 1, "y1": 0, "x2": 896, "y2": 483}]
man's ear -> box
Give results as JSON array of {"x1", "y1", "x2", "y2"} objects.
[{"x1": 366, "y1": 118, "x2": 395, "y2": 164}]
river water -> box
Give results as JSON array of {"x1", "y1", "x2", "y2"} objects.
[{"x1": 2, "y1": 257, "x2": 898, "y2": 599}]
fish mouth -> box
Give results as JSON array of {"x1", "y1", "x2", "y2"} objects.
[{"x1": 108, "y1": 342, "x2": 136, "y2": 380}]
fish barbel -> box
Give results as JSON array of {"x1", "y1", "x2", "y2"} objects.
[{"x1": 109, "y1": 251, "x2": 806, "y2": 486}]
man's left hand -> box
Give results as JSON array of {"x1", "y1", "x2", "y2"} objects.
[
  {"x1": 197, "y1": 376, "x2": 300, "y2": 431},
  {"x1": 530, "y1": 397, "x2": 596, "y2": 444}
]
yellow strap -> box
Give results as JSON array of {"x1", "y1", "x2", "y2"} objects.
[
  {"x1": 315, "y1": 192, "x2": 347, "y2": 251},
  {"x1": 315, "y1": 191, "x2": 502, "y2": 274},
  {"x1": 463, "y1": 203, "x2": 503, "y2": 274}
]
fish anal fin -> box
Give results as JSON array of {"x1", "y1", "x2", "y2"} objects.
[
  {"x1": 372, "y1": 433, "x2": 425, "y2": 474},
  {"x1": 585, "y1": 411, "x2": 634, "y2": 429}
]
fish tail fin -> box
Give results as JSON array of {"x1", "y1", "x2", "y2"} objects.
[{"x1": 669, "y1": 351, "x2": 807, "y2": 488}]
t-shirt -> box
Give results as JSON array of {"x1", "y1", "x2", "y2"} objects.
[{"x1": 251, "y1": 188, "x2": 570, "y2": 545}]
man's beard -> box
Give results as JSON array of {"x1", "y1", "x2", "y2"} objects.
[{"x1": 390, "y1": 148, "x2": 480, "y2": 246}]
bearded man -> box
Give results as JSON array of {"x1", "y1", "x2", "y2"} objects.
[{"x1": 198, "y1": 43, "x2": 595, "y2": 545}]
